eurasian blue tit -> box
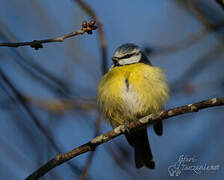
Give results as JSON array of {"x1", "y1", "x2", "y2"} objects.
[{"x1": 97, "y1": 43, "x2": 169, "y2": 169}]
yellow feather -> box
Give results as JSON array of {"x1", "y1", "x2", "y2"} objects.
[{"x1": 97, "y1": 63, "x2": 169, "y2": 127}]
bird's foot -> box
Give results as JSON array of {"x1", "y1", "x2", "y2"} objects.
[{"x1": 124, "y1": 121, "x2": 131, "y2": 134}]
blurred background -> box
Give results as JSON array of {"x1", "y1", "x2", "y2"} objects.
[{"x1": 0, "y1": 0, "x2": 224, "y2": 179}]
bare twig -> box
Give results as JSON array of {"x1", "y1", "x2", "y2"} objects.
[
  {"x1": 25, "y1": 97, "x2": 224, "y2": 180},
  {"x1": 171, "y1": 44, "x2": 224, "y2": 93},
  {"x1": 74, "y1": 0, "x2": 108, "y2": 74},
  {"x1": 0, "y1": 68, "x2": 82, "y2": 176},
  {"x1": 72, "y1": 1, "x2": 108, "y2": 177},
  {"x1": 187, "y1": 0, "x2": 212, "y2": 29},
  {"x1": 187, "y1": 0, "x2": 224, "y2": 30},
  {"x1": 0, "y1": 137, "x2": 33, "y2": 170},
  {"x1": 104, "y1": 144, "x2": 137, "y2": 179},
  {"x1": 79, "y1": 111, "x2": 101, "y2": 180},
  {"x1": 0, "y1": 20, "x2": 70, "y2": 96},
  {"x1": 216, "y1": 0, "x2": 224, "y2": 10},
  {"x1": 145, "y1": 28, "x2": 208, "y2": 56},
  {"x1": 0, "y1": 20, "x2": 97, "y2": 50},
  {"x1": 145, "y1": 0, "x2": 224, "y2": 56},
  {"x1": 170, "y1": 0, "x2": 224, "y2": 94},
  {"x1": 144, "y1": 22, "x2": 224, "y2": 56},
  {"x1": 23, "y1": 96, "x2": 97, "y2": 114}
]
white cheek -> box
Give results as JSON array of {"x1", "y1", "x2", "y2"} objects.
[{"x1": 119, "y1": 54, "x2": 141, "y2": 65}]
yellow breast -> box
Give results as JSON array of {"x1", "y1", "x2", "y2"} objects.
[{"x1": 97, "y1": 63, "x2": 169, "y2": 127}]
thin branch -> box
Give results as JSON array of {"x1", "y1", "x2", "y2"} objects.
[
  {"x1": 25, "y1": 97, "x2": 224, "y2": 180},
  {"x1": 187, "y1": 0, "x2": 224, "y2": 31},
  {"x1": 170, "y1": 44, "x2": 224, "y2": 93},
  {"x1": 74, "y1": 0, "x2": 108, "y2": 74},
  {"x1": 145, "y1": 28, "x2": 208, "y2": 56},
  {"x1": 144, "y1": 22, "x2": 224, "y2": 56},
  {"x1": 216, "y1": 0, "x2": 224, "y2": 10},
  {"x1": 0, "y1": 20, "x2": 70, "y2": 96},
  {"x1": 79, "y1": 111, "x2": 101, "y2": 180},
  {"x1": 104, "y1": 144, "x2": 137, "y2": 179},
  {"x1": 23, "y1": 96, "x2": 97, "y2": 114},
  {"x1": 0, "y1": 137, "x2": 33, "y2": 172},
  {"x1": 0, "y1": 68, "x2": 82, "y2": 176},
  {"x1": 186, "y1": 0, "x2": 224, "y2": 48},
  {"x1": 187, "y1": 0, "x2": 213, "y2": 29},
  {"x1": 69, "y1": 4, "x2": 108, "y2": 176},
  {"x1": 0, "y1": 20, "x2": 97, "y2": 50}
]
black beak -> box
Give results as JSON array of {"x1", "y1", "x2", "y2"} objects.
[{"x1": 112, "y1": 57, "x2": 119, "y2": 66}]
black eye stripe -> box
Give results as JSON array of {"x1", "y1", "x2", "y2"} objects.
[{"x1": 120, "y1": 53, "x2": 136, "y2": 59}]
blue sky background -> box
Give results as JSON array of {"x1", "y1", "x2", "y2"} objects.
[{"x1": 0, "y1": 0, "x2": 224, "y2": 179}]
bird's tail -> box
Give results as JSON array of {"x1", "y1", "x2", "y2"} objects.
[
  {"x1": 153, "y1": 120, "x2": 163, "y2": 136},
  {"x1": 125, "y1": 128, "x2": 155, "y2": 169}
]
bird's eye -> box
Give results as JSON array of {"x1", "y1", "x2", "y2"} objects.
[{"x1": 122, "y1": 53, "x2": 134, "y2": 59}]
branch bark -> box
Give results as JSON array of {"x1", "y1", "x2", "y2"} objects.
[
  {"x1": 25, "y1": 97, "x2": 224, "y2": 180},
  {"x1": 0, "y1": 20, "x2": 97, "y2": 50}
]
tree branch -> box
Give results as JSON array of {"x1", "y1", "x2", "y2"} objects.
[
  {"x1": 144, "y1": 22, "x2": 224, "y2": 56},
  {"x1": 25, "y1": 97, "x2": 224, "y2": 180},
  {"x1": 0, "y1": 20, "x2": 97, "y2": 50},
  {"x1": 216, "y1": 0, "x2": 224, "y2": 10},
  {"x1": 79, "y1": 111, "x2": 101, "y2": 180},
  {"x1": 74, "y1": 0, "x2": 108, "y2": 74}
]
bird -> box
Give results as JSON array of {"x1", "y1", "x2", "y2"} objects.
[{"x1": 97, "y1": 43, "x2": 169, "y2": 169}]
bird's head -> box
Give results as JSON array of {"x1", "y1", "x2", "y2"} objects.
[{"x1": 111, "y1": 43, "x2": 151, "y2": 67}]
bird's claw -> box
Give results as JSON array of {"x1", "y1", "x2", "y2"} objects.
[{"x1": 124, "y1": 121, "x2": 131, "y2": 134}]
